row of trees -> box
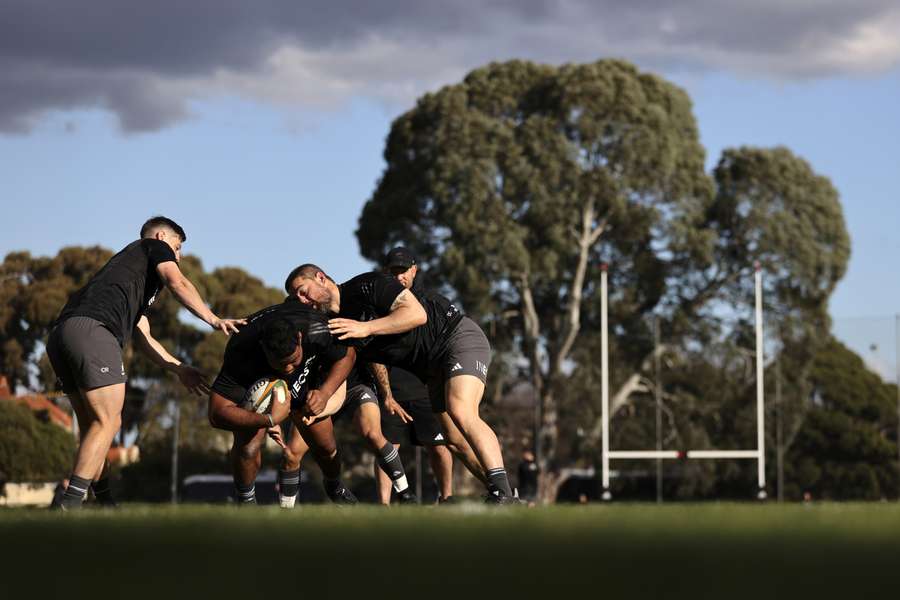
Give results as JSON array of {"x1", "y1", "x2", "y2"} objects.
[
  {"x1": 357, "y1": 58, "x2": 894, "y2": 500},
  {"x1": 1, "y1": 58, "x2": 894, "y2": 500}
]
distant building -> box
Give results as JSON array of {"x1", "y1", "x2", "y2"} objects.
[{"x1": 0, "y1": 375, "x2": 73, "y2": 430}]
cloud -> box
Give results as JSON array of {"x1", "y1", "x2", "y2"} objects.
[{"x1": 1, "y1": 0, "x2": 898, "y2": 133}]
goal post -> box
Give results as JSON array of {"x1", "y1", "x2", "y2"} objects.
[{"x1": 600, "y1": 263, "x2": 767, "y2": 501}]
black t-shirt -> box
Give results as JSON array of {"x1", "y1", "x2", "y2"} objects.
[
  {"x1": 56, "y1": 239, "x2": 176, "y2": 347},
  {"x1": 337, "y1": 272, "x2": 464, "y2": 372},
  {"x1": 212, "y1": 300, "x2": 348, "y2": 404}
]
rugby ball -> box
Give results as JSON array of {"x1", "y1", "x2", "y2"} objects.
[{"x1": 242, "y1": 378, "x2": 289, "y2": 414}]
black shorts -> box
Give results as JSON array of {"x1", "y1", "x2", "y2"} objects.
[
  {"x1": 381, "y1": 396, "x2": 448, "y2": 447},
  {"x1": 46, "y1": 317, "x2": 126, "y2": 393},
  {"x1": 426, "y1": 317, "x2": 491, "y2": 412},
  {"x1": 332, "y1": 383, "x2": 378, "y2": 423}
]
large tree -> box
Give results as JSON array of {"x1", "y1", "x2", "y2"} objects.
[{"x1": 357, "y1": 59, "x2": 849, "y2": 499}]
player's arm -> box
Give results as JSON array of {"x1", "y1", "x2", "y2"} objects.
[
  {"x1": 133, "y1": 315, "x2": 209, "y2": 396},
  {"x1": 156, "y1": 261, "x2": 245, "y2": 335},
  {"x1": 328, "y1": 289, "x2": 426, "y2": 340},
  {"x1": 208, "y1": 391, "x2": 274, "y2": 431},
  {"x1": 368, "y1": 362, "x2": 413, "y2": 423},
  {"x1": 304, "y1": 347, "x2": 356, "y2": 417}
]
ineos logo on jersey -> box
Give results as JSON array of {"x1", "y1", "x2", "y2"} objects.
[{"x1": 290, "y1": 356, "x2": 317, "y2": 399}]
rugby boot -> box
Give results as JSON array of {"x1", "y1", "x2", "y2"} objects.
[
  {"x1": 484, "y1": 487, "x2": 523, "y2": 505},
  {"x1": 325, "y1": 482, "x2": 358, "y2": 506},
  {"x1": 396, "y1": 489, "x2": 418, "y2": 505}
]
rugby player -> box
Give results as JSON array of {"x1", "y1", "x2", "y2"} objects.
[
  {"x1": 207, "y1": 299, "x2": 357, "y2": 505},
  {"x1": 47, "y1": 216, "x2": 244, "y2": 510},
  {"x1": 285, "y1": 262, "x2": 518, "y2": 503},
  {"x1": 274, "y1": 361, "x2": 419, "y2": 506},
  {"x1": 376, "y1": 248, "x2": 455, "y2": 504}
]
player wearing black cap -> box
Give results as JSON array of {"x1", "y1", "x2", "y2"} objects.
[
  {"x1": 47, "y1": 216, "x2": 245, "y2": 510},
  {"x1": 285, "y1": 260, "x2": 517, "y2": 503},
  {"x1": 376, "y1": 247, "x2": 455, "y2": 504}
]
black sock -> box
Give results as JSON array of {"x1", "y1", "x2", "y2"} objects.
[
  {"x1": 61, "y1": 475, "x2": 91, "y2": 509},
  {"x1": 235, "y1": 481, "x2": 257, "y2": 504},
  {"x1": 375, "y1": 442, "x2": 409, "y2": 493},
  {"x1": 487, "y1": 467, "x2": 512, "y2": 496},
  {"x1": 278, "y1": 469, "x2": 301, "y2": 498},
  {"x1": 91, "y1": 477, "x2": 115, "y2": 504}
]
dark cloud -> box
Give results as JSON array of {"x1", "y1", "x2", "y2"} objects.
[{"x1": 1, "y1": 0, "x2": 897, "y2": 133}]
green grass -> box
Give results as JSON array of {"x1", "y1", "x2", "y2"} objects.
[{"x1": 3, "y1": 503, "x2": 900, "y2": 599}]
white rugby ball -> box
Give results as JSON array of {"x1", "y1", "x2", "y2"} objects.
[{"x1": 242, "y1": 378, "x2": 289, "y2": 414}]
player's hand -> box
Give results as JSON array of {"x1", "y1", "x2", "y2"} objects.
[
  {"x1": 212, "y1": 317, "x2": 246, "y2": 336},
  {"x1": 327, "y1": 318, "x2": 371, "y2": 340},
  {"x1": 266, "y1": 426, "x2": 286, "y2": 449},
  {"x1": 384, "y1": 396, "x2": 413, "y2": 424},
  {"x1": 176, "y1": 364, "x2": 210, "y2": 396},
  {"x1": 303, "y1": 389, "x2": 328, "y2": 417}
]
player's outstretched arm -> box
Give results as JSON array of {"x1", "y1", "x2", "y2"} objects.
[
  {"x1": 133, "y1": 316, "x2": 209, "y2": 396},
  {"x1": 328, "y1": 289, "x2": 426, "y2": 339},
  {"x1": 367, "y1": 362, "x2": 412, "y2": 423},
  {"x1": 156, "y1": 262, "x2": 246, "y2": 335}
]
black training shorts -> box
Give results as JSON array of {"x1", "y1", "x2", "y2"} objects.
[
  {"x1": 46, "y1": 317, "x2": 126, "y2": 393},
  {"x1": 381, "y1": 396, "x2": 448, "y2": 446},
  {"x1": 331, "y1": 383, "x2": 378, "y2": 423},
  {"x1": 426, "y1": 317, "x2": 491, "y2": 413}
]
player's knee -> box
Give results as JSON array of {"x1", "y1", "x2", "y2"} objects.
[
  {"x1": 95, "y1": 411, "x2": 121, "y2": 432},
  {"x1": 447, "y1": 402, "x2": 478, "y2": 432},
  {"x1": 237, "y1": 440, "x2": 263, "y2": 461}
]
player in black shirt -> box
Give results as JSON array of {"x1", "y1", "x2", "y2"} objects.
[
  {"x1": 47, "y1": 216, "x2": 245, "y2": 510},
  {"x1": 208, "y1": 299, "x2": 357, "y2": 505},
  {"x1": 285, "y1": 261, "x2": 517, "y2": 503},
  {"x1": 375, "y1": 248, "x2": 455, "y2": 504}
]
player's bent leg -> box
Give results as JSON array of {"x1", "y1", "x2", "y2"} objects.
[
  {"x1": 437, "y1": 411, "x2": 488, "y2": 485},
  {"x1": 231, "y1": 427, "x2": 267, "y2": 504},
  {"x1": 374, "y1": 447, "x2": 397, "y2": 504},
  {"x1": 354, "y1": 400, "x2": 414, "y2": 502},
  {"x1": 445, "y1": 375, "x2": 513, "y2": 498},
  {"x1": 59, "y1": 383, "x2": 125, "y2": 510},
  {"x1": 278, "y1": 421, "x2": 308, "y2": 508},
  {"x1": 428, "y1": 444, "x2": 454, "y2": 502},
  {"x1": 293, "y1": 413, "x2": 357, "y2": 505}
]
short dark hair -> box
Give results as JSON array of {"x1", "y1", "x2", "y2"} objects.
[
  {"x1": 140, "y1": 216, "x2": 186, "y2": 242},
  {"x1": 284, "y1": 263, "x2": 332, "y2": 294},
  {"x1": 260, "y1": 318, "x2": 300, "y2": 360}
]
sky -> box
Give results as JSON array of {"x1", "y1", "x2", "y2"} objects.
[{"x1": 1, "y1": 0, "x2": 899, "y2": 380}]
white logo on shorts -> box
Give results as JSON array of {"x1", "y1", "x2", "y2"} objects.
[
  {"x1": 100, "y1": 367, "x2": 109, "y2": 373},
  {"x1": 451, "y1": 363, "x2": 462, "y2": 372},
  {"x1": 475, "y1": 361, "x2": 488, "y2": 376},
  {"x1": 434, "y1": 433, "x2": 444, "y2": 442},
  {"x1": 361, "y1": 393, "x2": 372, "y2": 400}
]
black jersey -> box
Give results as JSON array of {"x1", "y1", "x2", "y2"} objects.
[
  {"x1": 212, "y1": 299, "x2": 348, "y2": 405},
  {"x1": 337, "y1": 272, "x2": 463, "y2": 371},
  {"x1": 55, "y1": 239, "x2": 176, "y2": 347}
]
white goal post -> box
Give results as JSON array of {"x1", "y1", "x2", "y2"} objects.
[{"x1": 599, "y1": 263, "x2": 767, "y2": 501}]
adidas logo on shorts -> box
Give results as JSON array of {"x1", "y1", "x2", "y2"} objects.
[
  {"x1": 451, "y1": 363, "x2": 462, "y2": 372},
  {"x1": 434, "y1": 433, "x2": 444, "y2": 442},
  {"x1": 361, "y1": 393, "x2": 372, "y2": 400}
]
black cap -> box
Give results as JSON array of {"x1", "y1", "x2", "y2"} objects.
[{"x1": 384, "y1": 246, "x2": 416, "y2": 269}]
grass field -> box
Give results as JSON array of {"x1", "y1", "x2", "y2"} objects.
[{"x1": 2, "y1": 503, "x2": 900, "y2": 599}]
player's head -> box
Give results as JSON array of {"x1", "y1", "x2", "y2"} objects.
[
  {"x1": 260, "y1": 318, "x2": 304, "y2": 375},
  {"x1": 285, "y1": 263, "x2": 336, "y2": 312},
  {"x1": 141, "y1": 216, "x2": 186, "y2": 261},
  {"x1": 383, "y1": 246, "x2": 417, "y2": 290}
]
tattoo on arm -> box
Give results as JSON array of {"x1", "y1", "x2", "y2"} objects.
[
  {"x1": 368, "y1": 362, "x2": 392, "y2": 399},
  {"x1": 389, "y1": 289, "x2": 412, "y2": 312}
]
